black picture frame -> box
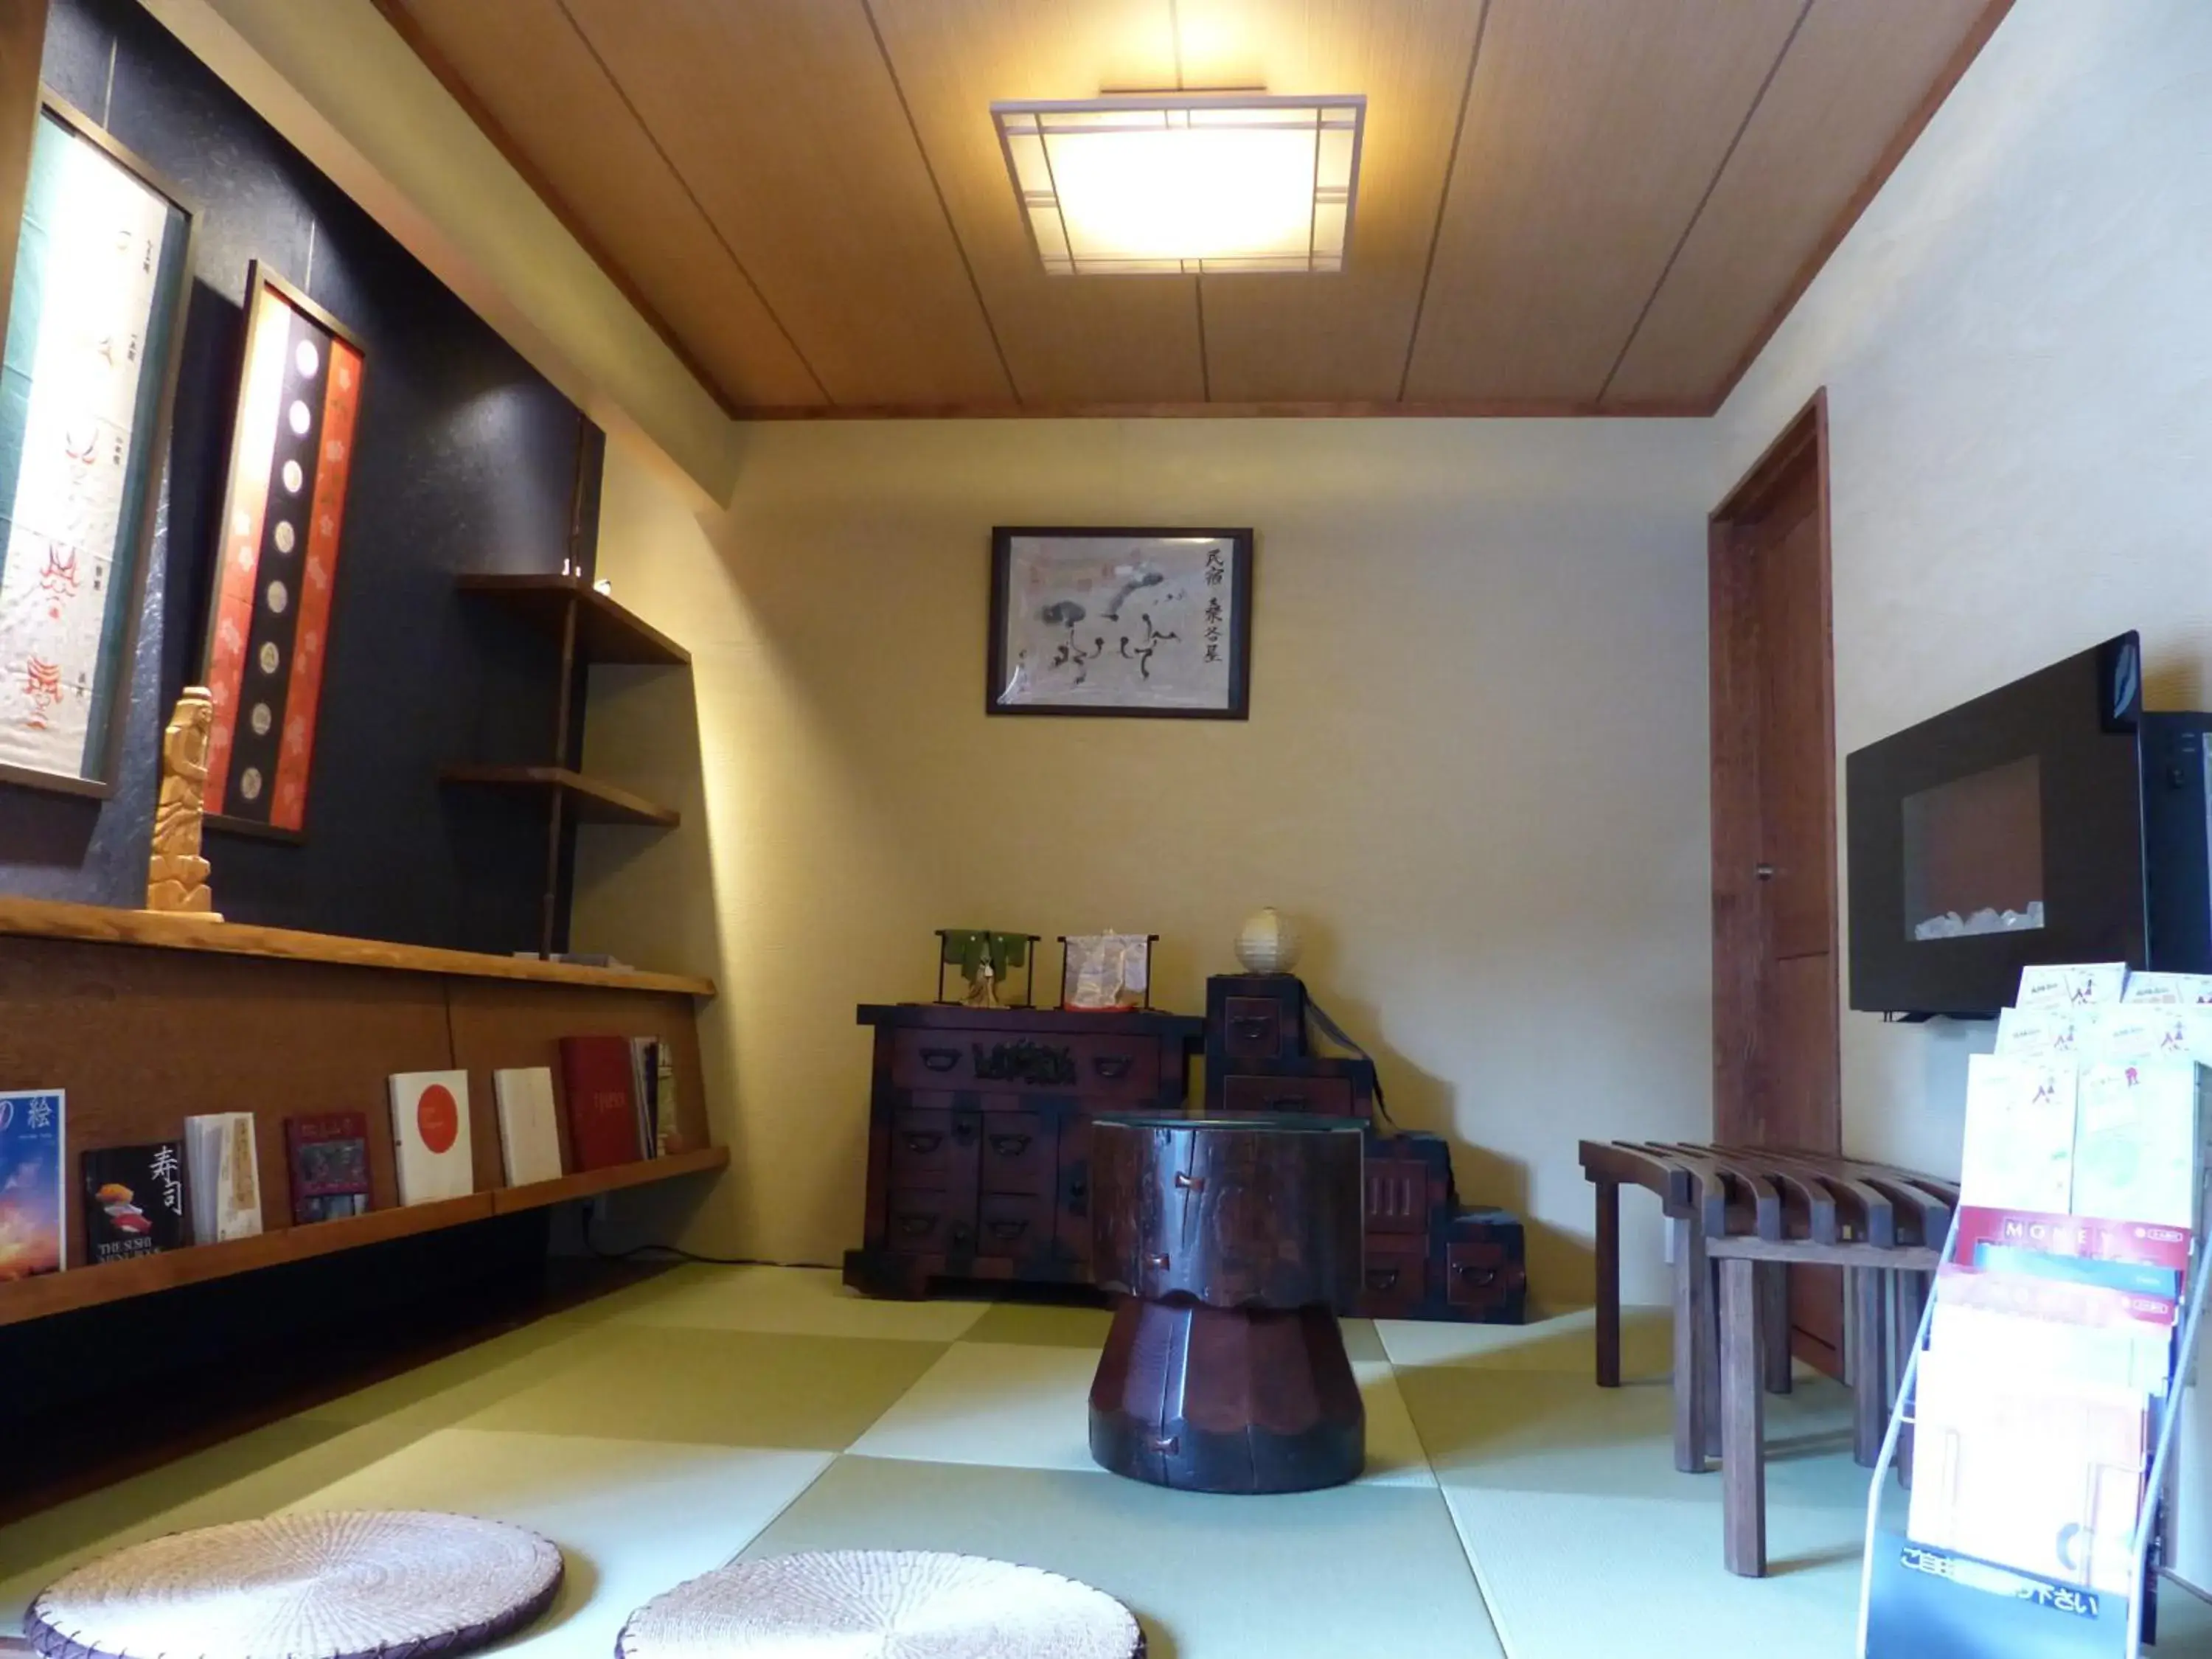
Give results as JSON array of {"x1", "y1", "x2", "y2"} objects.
[
  {"x1": 987, "y1": 526, "x2": 1253, "y2": 720},
  {"x1": 0, "y1": 91, "x2": 197, "y2": 801}
]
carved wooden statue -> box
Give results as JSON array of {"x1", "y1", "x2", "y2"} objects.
[{"x1": 145, "y1": 686, "x2": 220, "y2": 920}]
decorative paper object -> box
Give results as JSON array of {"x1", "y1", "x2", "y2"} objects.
[
  {"x1": 989, "y1": 527, "x2": 1252, "y2": 718},
  {"x1": 1957, "y1": 1054, "x2": 2076, "y2": 1214},
  {"x1": 1062, "y1": 933, "x2": 1150, "y2": 1010},
  {"x1": 616, "y1": 1551, "x2": 1144, "y2": 1659},
  {"x1": 0, "y1": 100, "x2": 192, "y2": 790},
  {"x1": 198, "y1": 262, "x2": 365, "y2": 835},
  {"x1": 1234, "y1": 907, "x2": 1301, "y2": 975},
  {"x1": 388, "y1": 1071, "x2": 473, "y2": 1206},
  {"x1": 25, "y1": 1511, "x2": 561, "y2": 1659}
]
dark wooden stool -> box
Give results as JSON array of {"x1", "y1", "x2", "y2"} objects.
[
  {"x1": 1088, "y1": 1113, "x2": 1366, "y2": 1493},
  {"x1": 1577, "y1": 1141, "x2": 1952, "y2": 1575}
]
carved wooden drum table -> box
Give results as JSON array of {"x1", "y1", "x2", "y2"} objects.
[{"x1": 1088, "y1": 1113, "x2": 1366, "y2": 1494}]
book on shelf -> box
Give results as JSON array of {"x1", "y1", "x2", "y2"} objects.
[
  {"x1": 0, "y1": 1090, "x2": 64, "y2": 1279},
  {"x1": 493, "y1": 1067, "x2": 563, "y2": 1187},
  {"x1": 558, "y1": 1035, "x2": 646, "y2": 1171},
  {"x1": 285, "y1": 1113, "x2": 371, "y2": 1223},
  {"x1": 1958, "y1": 1054, "x2": 2078, "y2": 1213},
  {"x1": 654, "y1": 1040, "x2": 678, "y2": 1156},
  {"x1": 389, "y1": 1071, "x2": 475, "y2": 1206},
  {"x1": 511, "y1": 950, "x2": 633, "y2": 971},
  {"x1": 630, "y1": 1039, "x2": 654, "y2": 1163},
  {"x1": 626, "y1": 1037, "x2": 669, "y2": 1161},
  {"x1": 82, "y1": 1142, "x2": 188, "y2": 1265},
  {"x1": 184, "y1": 1113, "x2": 263, "y2": 1244}
]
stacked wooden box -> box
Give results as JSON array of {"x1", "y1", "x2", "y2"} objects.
[{"x1": 1205, "y1": 973, "x2": 1526, "y2": 1324}]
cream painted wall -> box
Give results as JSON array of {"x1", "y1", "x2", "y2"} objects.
[
  {"x1": 1712, "y1": 0, "x2": 2212, "y2": 1587},
  {"x1": 1717, "y1": 0, "x2": 2212, "y2": 1208},
  {"x1": 574, "y1": 418, "x2": 1716, "y2": 1307}
]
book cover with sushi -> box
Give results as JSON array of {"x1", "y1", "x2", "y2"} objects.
[
  {"x1": 83, "y1": 1142, "x2": 188, "y2": 1265},
  {"x1": 0, "y1": 1090, "x2": 64, "y2": 1279}
]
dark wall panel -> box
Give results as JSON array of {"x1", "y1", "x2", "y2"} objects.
[{"x1": 0, "y1": 0, "x2": 591, "y2": 952}]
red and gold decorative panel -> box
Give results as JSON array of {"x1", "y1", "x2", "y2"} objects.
[{"x1": 201, "y1": 262, "x2": 365, "y2": 835}]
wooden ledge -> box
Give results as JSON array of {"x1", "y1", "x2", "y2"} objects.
[
  {"x1": 0, "y1": 895, "x2": 715, "y2": 996},
  {"x1": 0, "y1": 1147, "x2": 729, "y2": 1329}
]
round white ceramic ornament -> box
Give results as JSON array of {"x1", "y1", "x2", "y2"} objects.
[{"x1": 1234, "y1": 907, "x2": 1301, "y2": 974}]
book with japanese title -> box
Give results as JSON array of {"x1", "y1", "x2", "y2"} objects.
[
  {"x1": 0, "y1": 1090, "x2": 65, "y2": 1279},
  {"x1": 81, "y1": 1142, "x2": 189, "y2": 1265}
]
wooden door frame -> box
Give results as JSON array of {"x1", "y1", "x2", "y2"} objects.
[{"x1": 1709, "y1": 388, "x2": 1840, "y2": 1154}]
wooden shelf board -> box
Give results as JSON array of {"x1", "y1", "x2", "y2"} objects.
[
  {"x1": 0, "y1": 896, "x2": 713, "y2": 995},
  {"x1": 0, "y1": 1150, "x2": 728, "y2": 1329},
  {"x1": 456, "y1": 573, "x2": 691, "y2": 666},
  {"x1": 491, "y1": 1145, "x2": 728, "y2": 1214},
  {"x1": 439, "y1": 765, "x2": 680, "y2": 828}
]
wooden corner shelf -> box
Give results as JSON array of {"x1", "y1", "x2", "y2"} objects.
[
  {"x1": 439, "y1": 765, "x2": 679, "y2": 827},
  {"x1": 0, "y1": 1147, "x2": 728, "y2": 1329},
  {"x1": 456, "y1": 573, "x2": 691, "y2": 667}
]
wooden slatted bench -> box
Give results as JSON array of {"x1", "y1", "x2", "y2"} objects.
[{"x1": 1578, "y1": 1140, "x2": 1955, "y2": 1575}]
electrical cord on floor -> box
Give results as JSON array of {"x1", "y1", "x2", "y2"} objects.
[{"x1": 580, "y1": 1204, "x2": 815, "y2": 1269}]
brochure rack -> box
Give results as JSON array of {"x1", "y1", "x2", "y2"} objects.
[{"x1": 1859, "y1": 1172, "x2": 2211, "y2": 1659}]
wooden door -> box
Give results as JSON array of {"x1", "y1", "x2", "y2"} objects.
[{"x1": 1711, "y1": 393, "x2": 1844, "y2": 1374}]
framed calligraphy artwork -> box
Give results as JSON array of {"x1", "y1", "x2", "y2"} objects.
[
  {"x1": 0, "y1": 94, "x2": 195, "y2": 796},
  {"x1": 988, "y1": 526, "x2": 1253, "y2": 719},
  {"x1": 198, "y1": 262, "x2": 366, "y2": 838}
]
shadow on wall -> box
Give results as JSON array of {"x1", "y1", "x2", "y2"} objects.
[
  {"x1": 0, "y1": 792, "x2": 100, "y2": 889},
  {"x1": 566, "y1": 662, "x2": 757, "y2": 1255},
  {"x1": 1290, "y1": 917, "x2": 1582, "y2": 1318}
]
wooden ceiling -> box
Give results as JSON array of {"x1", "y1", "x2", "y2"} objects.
[{"x1": 378, "y1": 0, "x2": 2009, "y2": 420}]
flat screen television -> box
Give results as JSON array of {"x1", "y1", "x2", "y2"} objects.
[{"x1": 1845, "y1": 632, "x2": 2212, "y2": 1017}]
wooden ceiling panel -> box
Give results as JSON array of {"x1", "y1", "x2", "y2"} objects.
[
  {"x1": 1180, "y1": 0, "x2": 1486, "y2": 403},
  {"x1": 561, "y1": 0, "x2": 1013, "y2": 408},
  {"x1": 1403, "y1": 0, "x2": 1807, "y2": 405},
  {"x1": 386, "y1": 0, "x2": 824, "y2": 411},
  {"x1": 866, "y1": 0, "x2": 1206, "y2": 407},
  {"x1": 388, "y1": 0, "x2": 2013, "y2": 415},
  {"x1": 1601, "y1": 0, "x2": 2003, "y2": 406}
]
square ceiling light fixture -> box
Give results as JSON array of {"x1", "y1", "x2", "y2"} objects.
[{"x1": 992, "y1": 92, "x2": 1365, "y2": 275}]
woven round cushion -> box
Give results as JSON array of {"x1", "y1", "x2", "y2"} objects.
[
  {"x1": 616, "y1": 1551, "x2": 1144, "y2": 1658},
  {"x1": 26, "y1": 1511, "x2": 563, "y2": 1659}
]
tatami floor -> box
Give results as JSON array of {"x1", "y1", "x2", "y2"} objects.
[{"x1": 4, "y1": 1266, "x2": 2210, "y2": 1658}]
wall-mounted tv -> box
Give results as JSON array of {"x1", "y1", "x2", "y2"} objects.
[{"x1": 1845, "y1": 632, "x2": 2212, "y2": 1017}]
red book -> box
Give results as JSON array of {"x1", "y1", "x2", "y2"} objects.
[
  {"x1": 285, "y1": 1112, "x2": 371, "y2": 1225},
  {"x1": 558, "y1": 1036, "x2": 645, "y2": 1171}
]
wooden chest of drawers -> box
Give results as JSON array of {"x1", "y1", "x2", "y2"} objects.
[
  {"x1": 1205, "y1": 973, "x2": 1528, "y2": 1324},
  {"x1": 844, "y1": 1004, "x2": 1205, "y2": 1299}
]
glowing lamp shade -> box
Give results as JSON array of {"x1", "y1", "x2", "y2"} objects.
[{"x1": 992, "y1": 94, "x2": 1365, "y2": 275}]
